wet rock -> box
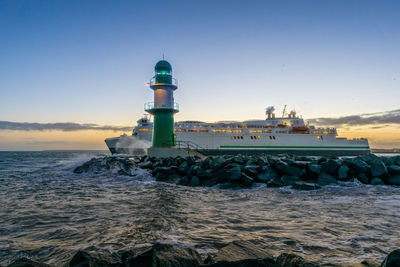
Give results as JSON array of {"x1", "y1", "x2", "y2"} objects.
[
  {"x1": 388, "y1": 165, "x2": 400, "y2": 176},
  {"x1": 307, "y1": 165, "x2": 323, "y2": 179},
  {"x1": 267, "y1": 178, "x2": 283, "y2": 187},
  {"x1": 370, "y1": 160, "x2": 389, "y2": 178},
  {"x1": 256, "y1": 169, "x2": 279, "y2": 183},
  {"x1": 276, "y1": 253, "x2": 318, "y2": 267},
  {"x1": 138, "y1": 161, "x2": 153, "y2": 169},
  {"x1": 165, "y1": 174, "x2": 181, "y2": 184},
  {"x1": 154, "y1": 166, "x2": 176, "y2": 176},
  {"x1": 318, "y1": 173, "x2": 337, "y2": 185},
  {"x1": 7, "y1": 258, "x2": 52, "y2": 267},
  {"x1": 322, "y1": 159, "x2": 341, "y2": 175},
  {"x1": 178, "y1": 161, "x2": 189, "y2": 174},
  {"x1": 212, "y1": 169, "x2": 229, "y2": 184},
  {"x1": 386, "y1": 175, "x2": 400, "y2": 186},
  {"x1": 177, "y1": 176, "x2": 190, "y2": 186},
  {"x1": 275, "y1": 161, "x2": 303, "y2": 177},
  {"x1": 197, "y1": 169, "x2": 213, "y2": 180},
  {"x1": 188, "y1": 176, "x2": 201, "y2": 187},
  {"x1": 338, "y1": 165, "x2": 350, "y2": 180},
  {"x1": 123, "y1": 243, "x2": 203, "y2": 267},
  {"x1": 370, "y1": 177, "x2": 385, "y2": 185},
  {"x1": 281, "y1": 175, "x2": 300, "y2": 186},
  {"x1": 209, "y1": 157, "x2": 226, "y2": 170},
  {"x1": 226, "y1": 166, "x2": 242, "y2": 181},
  {"x1": 202, "y1": 177, "x2": 218, "y2": 187},
  {"x1": 380, "y1": 249, "x2": 400, "y2": 267},
  {"x1": 351, "y1": 159, "x2": 370, "y2": 174},
  {"x1": 290, "y1": 161, "x2": 310, "y2": 169},
  {"x1": 239, "y1": 173, "x2": 254, "y2": 187},
  {"x1": 68, "y1": 250, "x2": 120, "y2": 267},
  {"x1": 243, "y1": 165, "x2": 260, "y2": 177},
  {"x1": 210, "y1": 240, "x2": 275, "y2": 267},
  {"x1": 357, "y1": 172, "x2": 370, "y2": 184},
  {"x1": 292, "y1": 181, "x2": 321, "y2": 191}
]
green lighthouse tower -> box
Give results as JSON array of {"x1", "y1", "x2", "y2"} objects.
[{"x1": 145, "y1": 60, "x2": 179, "y2": 148}]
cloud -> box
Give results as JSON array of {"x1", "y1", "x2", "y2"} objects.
[
  {"x1": 308, "y1": 109, "x2": 400, "y2": 127},
  {"x1": 0, "y1": 121, "x2": 132, "y2": 132}
]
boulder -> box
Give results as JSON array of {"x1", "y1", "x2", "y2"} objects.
[
  {"x1": 351, "y1": 159, "x2": 370, "y2": 174},
  {"x1": 290, "y1": 161, "x2": 310, "y2": 169},
  {"x1": 360, "y1": 154, "x2": 380, "y2": 165},
  {"x1": 386, "y1": 175, "x2": 400, "y2": 186},
  {"x1": 243, "y1": 165, "x2": 260, "y2": 177},
  {"x1": 338, "y1": 165, "x2": 350, "y2": 180},
  {"x1": 154, "y1": 166, "x2": 176, "y2": 176},
  {"x1": 322, "y1": 159, "x2": 341, "y2": 175},
  {"x1": 239, "y1": 173, "x2": 254, "y2": 187},
  {"x1": 138, "y1": 161, "x2": 153, "y2": 169},
  {"x1": 197, "y1": 169, "x2": 213, "y2": 180},
  {"x1": 267, "y1": 178, "x2": 283, "y2": 187},
  {"x1": 370, "y1": 177, "x2": 385, "y2": 185},
  {"x1": 178, "y1": 161, "x2": 189, "y2": 174},
  {"x1": 226, "y1": 166, "x2": 242, "y2": 181},
  {"x1": 210, "y1": 240, "x2": 275, "y2": 267},
  {"x1": 188, "y1": 176, "x2": 201, "y2": 187},
  {"x1": 177, "y1": 176, "x2": 190, "y2": 186},
  {"x1": 370, "y1": 160, "x2": 389, "y2": 178},
  {"x1": 292, "y1": 181, "x2": 321, "y2": 191},
  {"x1": 357, "y1": 172, "x2": 370, "y2": 184},
  {"x1": 307, "y1": 165, "x2": 323, "y2": 179},
  {"x1": 380, "y1": 249, "x2": 400, "y2": 267},
  {"x1": 388, "y1": 165, "x2": 400, "y2": 176},
  {"x1": 275, "y1": 161, "x2": 303, "y2": 177},
  {"x1": 256, "y1": 169, "x2": 279, "y2": 183},
  {"x1": 68, "y1": 250, "x2": 120, "y2": 267},
  {"x1": 212, "y1": 169, "x2": 229, "y2": 184},
  {"x1": 209, "y1": 157, "x2": 226, "y2": 170},
  {"x1": 123, "y1": 243, "x2": 203, "y2": 267},
  {"x1": 281, "y1": 175, "x2": 300, "y2": 186},
  {"x1": 276, "y1": 253, "x2": 318, "y2": 267},
  {"x1": 202, "y1": 177, "x2": 218, "y2": 187},
  {"x1": 318, "y1": 173, "x2": 337, "y2": 185},
  {"x1": 165, "y1": 174, "x2": 181, "y2": 184},
  {"x1": 7, "y1": 258, "x2": 52, "y2": 267}
]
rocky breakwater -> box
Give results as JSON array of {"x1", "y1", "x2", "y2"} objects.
[
  {"x1": 74, "y1": 154, "x2": 400, "y2": 189},
  {"x1": 7, "y1": 241, "x2": 400, "y2": 266}
]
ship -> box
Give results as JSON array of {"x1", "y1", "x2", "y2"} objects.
[{"x1": 105, "y1": 106, "x2": 370, "y2": 156}]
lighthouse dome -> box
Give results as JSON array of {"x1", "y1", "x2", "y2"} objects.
[{"x1": 155, "y1": 60, "x2": 172, "y2": 71}]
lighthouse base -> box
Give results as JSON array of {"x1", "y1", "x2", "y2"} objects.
[{"x1": 147, "y1": 147, "x2": 205, "y2": 159}]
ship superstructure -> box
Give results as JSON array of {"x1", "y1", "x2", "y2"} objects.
[{"x1": 105, "y1": 107, "x2": 370, "y2": 156}]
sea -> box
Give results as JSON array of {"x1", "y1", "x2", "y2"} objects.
[{"x1": 0, "y1": 151, "x2": 399, "y2": 266}]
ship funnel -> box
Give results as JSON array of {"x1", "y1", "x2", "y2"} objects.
[
  {"x1": 266, "y1": 106, "x2": 275, "y2": 119},
  {"x1": 289, "y1": 110, "x2": 297, "y2": 118}
]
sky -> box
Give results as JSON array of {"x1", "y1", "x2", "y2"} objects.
[{"x1": 0, "y1": 0, "x2": 399, "y2": 150}]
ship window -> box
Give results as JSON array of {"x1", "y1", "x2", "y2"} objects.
[
  {"x1": 250, "y1": 136, "x2": 253, "y2": 140},
  {"x1": 234, "y1": 136, "x2": 236, "y2": 140},
  {"x1": 257, "y1": 136, "x2": 260, "y2": 140},
  {"x1": 269, "y1": 136, "x2": 272, "y2": 140},
  {"x1": 273, "y1": 136, "x2": 276, "y2": 140},
  {"x1": 317, "y1": 136, "x2": 321, "y2": 140},
  {"x1": 241, "y1": 136, "x2": 243, "y2": 139}
]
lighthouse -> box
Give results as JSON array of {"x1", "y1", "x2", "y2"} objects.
[{"x1": 145, "y1": 60, "x2": 179, "y2": 149}]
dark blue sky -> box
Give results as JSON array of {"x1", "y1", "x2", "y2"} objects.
[{"x1": 1, "y1": 0, "x2": 399, "y2": 124}]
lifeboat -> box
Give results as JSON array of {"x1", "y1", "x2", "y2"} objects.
[
  {"x1": 292, "y1": 126, "x2": 309, "y2": 132},
  {"x1": 277, "y1": 124, "x2": 287, "y2": 128}
]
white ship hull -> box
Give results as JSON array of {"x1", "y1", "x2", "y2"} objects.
[{"x1": 105, "y1": 118, "x2": 370, "y2": 156}]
